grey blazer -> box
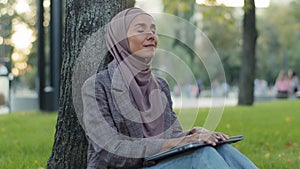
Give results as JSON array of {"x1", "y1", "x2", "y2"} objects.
[{"x1": 81, "y1": 60, "x2": 189, "y2": 169}]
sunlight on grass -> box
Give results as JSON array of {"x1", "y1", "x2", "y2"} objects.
[{"x1": 0, "y1": 100, "x2": 299, "y2": 168}]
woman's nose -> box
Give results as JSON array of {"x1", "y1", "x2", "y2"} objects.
[{"x1": 146, "y1": 31, "x2": 156, "y2": 40}]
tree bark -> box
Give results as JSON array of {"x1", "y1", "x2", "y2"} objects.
[
  {"x1": 238, "y1": 0, "x2": 258, "y2": 105},
  {"x1": 47, "y1": 0, "x2": 135, "y2": 168}
]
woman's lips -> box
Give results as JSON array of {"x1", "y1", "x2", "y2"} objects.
[{"x1": 143, "y1": 44, "x2": 155, "y2": 49}]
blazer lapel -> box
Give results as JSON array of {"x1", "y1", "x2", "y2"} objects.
[{"x1": 108, "y1": 61, "x2": 144, "y2": 138}]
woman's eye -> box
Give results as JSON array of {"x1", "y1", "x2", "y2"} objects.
[{"x1": 137, "y1": 30, "x2": 144, "y2": 33}]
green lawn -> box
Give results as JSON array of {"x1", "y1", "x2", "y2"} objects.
[
  {"x1": 177, "y1": 99, "x2": 300, "y2": 169},
  {"x1": 0, "y1": 100, "x2": 299, "y2": 168},
  {"x1": 0, "y1": 112, "x2": 57, "y2": 169}
]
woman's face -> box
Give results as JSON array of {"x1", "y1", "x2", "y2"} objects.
[{"x1": 127, "y1": 14, "x2": 158, "y2": 59}]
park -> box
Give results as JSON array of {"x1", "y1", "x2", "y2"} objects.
[{"x1": 0, "y1": 0, "x2": 300, "y2": 168}]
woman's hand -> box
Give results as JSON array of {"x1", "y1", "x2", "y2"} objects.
[
  {"x1": 160, "y1": 128, "x2": 229, "y2": 152},
  {"x1": 190, "y1": 127, "x2": 229, "y2": 145},
  {"x1": 160, "y1": 133, "x2": 203, "y2": 152}
]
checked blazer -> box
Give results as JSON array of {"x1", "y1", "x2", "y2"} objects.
[{"x1": 81, "y1": 60, "x2": 189, "y2": 169}]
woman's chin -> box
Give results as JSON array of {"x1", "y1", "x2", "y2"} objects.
[{"x1": 134, "y1": 52, "x2": 155, "y2": 59}]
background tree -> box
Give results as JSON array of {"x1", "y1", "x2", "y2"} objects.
[
  {"x1": 160, "y1": 0, "x2": 206, "y2": 87},
  {"x1": 256, "y1": 1, "x2": 300, "y2": 83},
  {"x1": 162, "y1": 0, "x2": 196, "y2": 59},
  {"x1": 199, "y1": 5, "x2": 242, "y2": 85},
  {"x1": 238, "y1": 0, "x2": 258, "y2": 105},
  {"x1": 47, "y1": 0, "x2": 134, "y2": 168},
  {"x1": 288, "y1": 1, "x2": 300, "y2": 74}
]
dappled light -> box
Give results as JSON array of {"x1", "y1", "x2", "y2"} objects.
[{"x1": 0, "y1": 0, "x2": 37, "y2": 78}]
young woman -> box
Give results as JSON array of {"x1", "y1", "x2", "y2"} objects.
[
  {"x1": 275, "y1": 71, "x2": 290, "y2": 98},
  {"x1": 81, "y1": 7, "x2": 258, "y2": 169}
]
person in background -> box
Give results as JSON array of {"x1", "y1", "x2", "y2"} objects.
[
  {"x1": 288, "y1": 69, "x2": 299, "y2": 94},
  {"x1": 275, "y1": 71, "x2": 290, "y2": 98},
  {"x1": 196, "y1": 80, "x2": 202, "y2": 98}
]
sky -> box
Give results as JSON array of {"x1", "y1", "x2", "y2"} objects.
[
  {"x1": 196, "y1": 0, "x2": 270, "y2": 8},
  {"x1": 136, "y1": 0, "x2": 272, "y2": 12}
]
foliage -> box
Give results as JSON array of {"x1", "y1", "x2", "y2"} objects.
[
  {"x1": 0, "y1": 1, "x2": 14, "y2": 62},
  {"x1": 256, "y1": 1, "x2": 300, "y2": 83},
  {"x1": 163, "y1": 0, "x2": 196, "y2": 20},
  {"x1": 199, "y1": 5, "x2": 242, "y2": 85},
  {"x1": 161, "y1": 0, "x2": 300, "y2": 87},
  {"x1": 161, "y1": 0, "x2": 197, "y2": 58},
  {"x1": 0, "y1": 0, "x2": 38, "y2": 88},
  {"x1": 160, "y1": 0, "x2": 206, "y2": 87},
  {"x1": 161, "y1": 0, "x2": 244, "y2": 86}
]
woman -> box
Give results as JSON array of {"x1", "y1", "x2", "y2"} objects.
[
  {"x1": 81, "y1": 7, "x2": 258, "y2": 169},
  {"x1": 275, "y1": 71, "x2": 290, "y2": 98}
]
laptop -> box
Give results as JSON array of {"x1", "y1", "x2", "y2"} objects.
[{"x1": 145, "y1": 135, "x2": 244, "y2": 162}]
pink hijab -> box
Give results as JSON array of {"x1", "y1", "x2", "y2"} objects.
[{"x1": 106, "y1": 8, "x2": 164, "y2": 137}]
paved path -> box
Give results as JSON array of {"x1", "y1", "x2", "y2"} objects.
[
  {"x1": 0, "y1": 94, "x2": 38, "y2": 115},
  {"x1": 0, "y1": 96, "x2": 237, "y2": 115},
  {"x1": 172, "y1": 97, "x2": 237, "y2": 109},
  {"x1": 3, "y1": 93, "x2": 295, "y2": 114}
]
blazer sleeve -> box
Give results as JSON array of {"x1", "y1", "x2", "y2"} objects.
[{"x1": 81, "y1": 74, "x2": 166, "y2": 168}]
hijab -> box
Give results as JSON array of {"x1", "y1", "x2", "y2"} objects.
[{"x1": 106, "y1": 8, "x2": 165, "y2": 137}]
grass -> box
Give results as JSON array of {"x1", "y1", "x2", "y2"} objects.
[
  {"x1": 0, "y1": 112, "x2": 57, "y2": 169},
  {"x1": 0, "y1": 99, "x2": 299, "y2": 168},
  {"x1": 177, "y1": 99, "x2": 300, "y2": 169}
]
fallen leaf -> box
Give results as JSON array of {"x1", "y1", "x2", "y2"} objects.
[
  {"x1": 264, "y1": 152, "x2": 270, "y2": 159},
  {"x1": 226, "y1": 124, "x2": 231, "y2": 129},
  {"x1": 285, "y1": 141, "x2": 292, "y2": 148}
]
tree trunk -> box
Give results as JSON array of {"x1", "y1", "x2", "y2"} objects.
[
  {"x1": 238, "y1": 0, "x2": 258, "y2": 105},
  {"x1": 47, "y1": 0, "x2": 135, "y2": 168}
]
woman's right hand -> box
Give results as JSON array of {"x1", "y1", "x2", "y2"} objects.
[
  {"x1": 160, "y1": 130, "x2": 229, "y2": 152},
  {"x1": 160, "y1": 133, "x2": 213, "y2": 152}
]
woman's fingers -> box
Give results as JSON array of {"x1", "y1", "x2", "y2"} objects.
[
  {"x1": 198, "y1": 133, "x2": 217, "y2": 146},
  {"x1": 175, "y1": 131, "x2": 230, "y2": 148},
  {"x1": 191, "y1": 127, "x2": 229, "y2": 140},
  {"x1": 199, "y1": 132, "x2": 230, "y2": 146},
  {"x1": 214, "y1": 132, "x2": 230, "y2": 141}
]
